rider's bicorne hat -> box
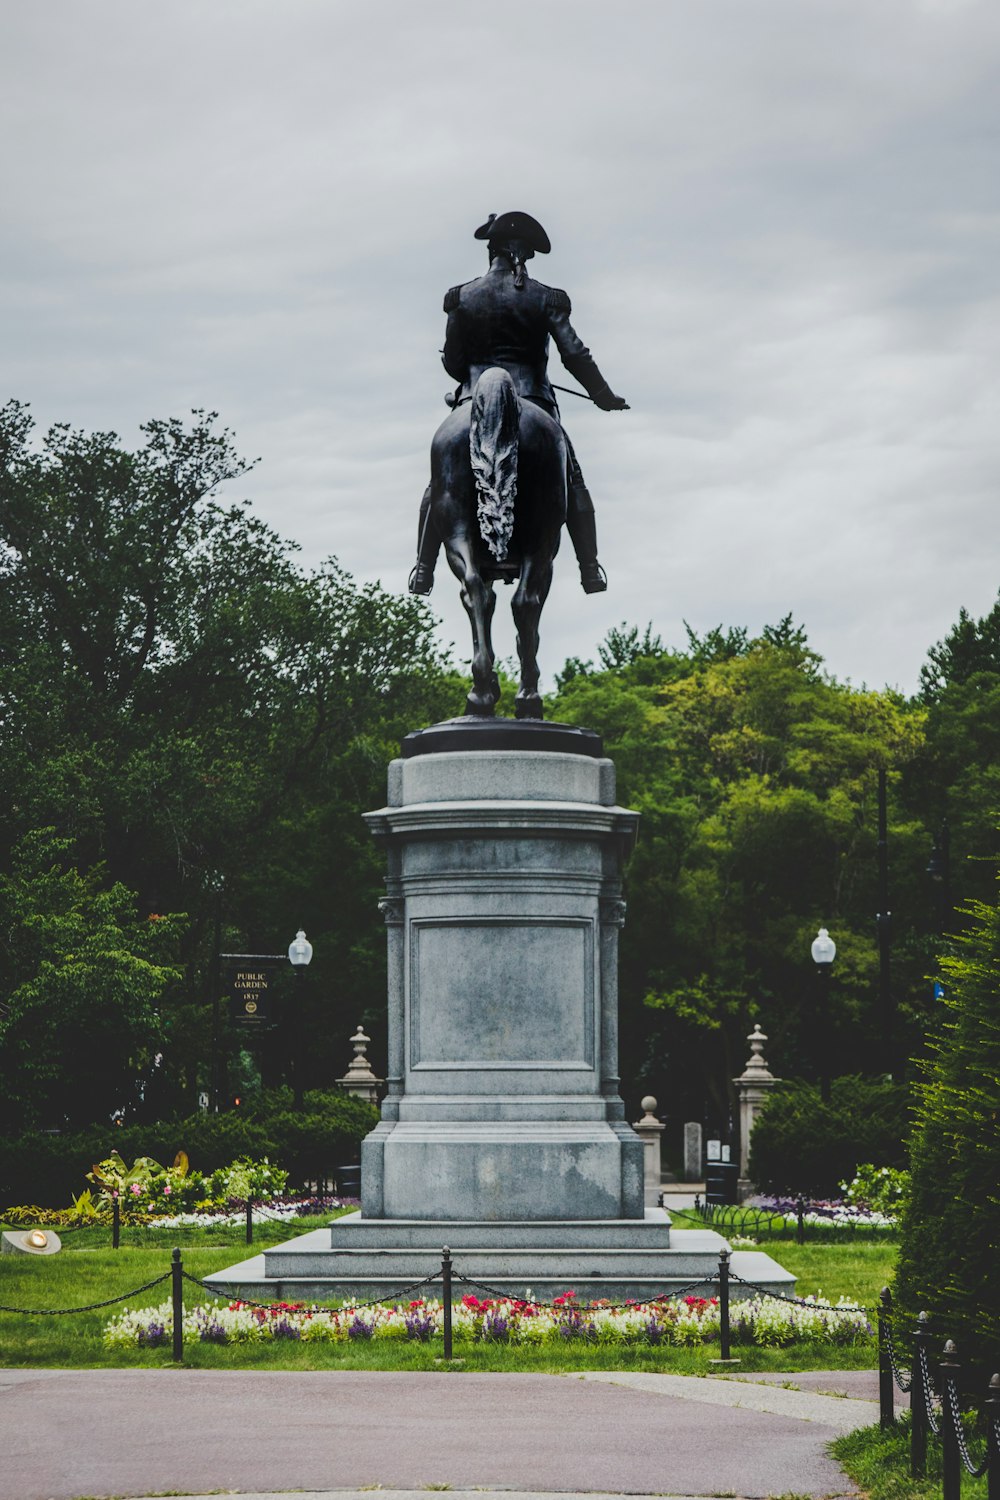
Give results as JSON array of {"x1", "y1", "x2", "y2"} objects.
[{"x1": 474, "y1": 211, "x2": 551, "y2": 254}]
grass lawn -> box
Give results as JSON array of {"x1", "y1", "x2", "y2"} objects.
[
  {"x1": 833, "y1": 1417, "x2": 992, "y2": 1500},
  {"x1": 0, "y1": 1221, "x2": 895, "y2": 1372}
]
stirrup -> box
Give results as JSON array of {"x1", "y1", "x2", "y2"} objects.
[
  {"x1": 580, "y1": 562, "x2": 607, "y2": 594},
  {"x1": 408, "y1": 563, "x2": 434, "y2": 596}
]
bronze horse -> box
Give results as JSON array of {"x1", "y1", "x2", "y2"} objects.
[{"x1": 430, "y1": 366, "x2": 567, "y2": 720}]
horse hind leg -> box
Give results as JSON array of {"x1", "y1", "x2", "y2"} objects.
[
  {"x1": 445, "y1": 535, "x2": 499, "y2": 716},
  {"x1": 511, "y1": 557, "x2": 553, "y2": 720}
]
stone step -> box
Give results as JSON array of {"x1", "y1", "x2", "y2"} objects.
[{"x1": 326, "y1": 1210, "x2": 677, "y2": 1250}]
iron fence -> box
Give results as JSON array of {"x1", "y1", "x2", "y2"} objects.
[{"x1": 877, "y1": 1286, "x2": 1000, "y2": 1498}]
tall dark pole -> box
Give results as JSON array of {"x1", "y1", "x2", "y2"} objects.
[
  {"x1": 287, "y1": 930, "x2": 313, "y2": 1113},
  {"x1": 927, "y1": 817, "x2": 951, "y2": 936},
  {"x1": 817, "y1": 963, "x2": 831, "y2": 1104},
  {"x1": 876, "y1": 769, "x2": 893, "y2": 1079},
  {"x1": 293, "y1": 966, "x2": 304, "y2": 1111},
  {"x1": 210, "y1": 881, "x2": 223, "y2": 1113}
]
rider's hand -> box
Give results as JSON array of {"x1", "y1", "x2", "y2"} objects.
[{"x1": 594, "y1": 386, "x2": 630, "y2": 411}]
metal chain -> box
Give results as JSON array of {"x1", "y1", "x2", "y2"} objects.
[
  {"x1": 943, "y1": 1373, "x2": 991, "y2": 1478},
  {"x1": 0, "y1": 1271, "x2": 172, "y2": 1316},
  {"x1": 917, "y1": 1345, "x2": 943, "y2": 1434},
  {"x1": 729, "y1": 1271, "x2": 868, "y2": 1316},
  {"x1": 881, "y1": 1316, "x2": 912, "y2": 1391},
  {"x1": 180, "y1": 1268, "x2": 440, "y2": 1313},
  {"x1": 452, "y1": 1271, "x2": 714, "y2": 1311}
]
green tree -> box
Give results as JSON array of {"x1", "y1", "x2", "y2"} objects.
[
  {"x1": 0, "y1": 402, "x2": 456, "y2": 1122},
  {"x1": 0, "y1": 829, "x2": 184, "y2": 1129},
  {"x1": 905, "y1": 590, "x2": 1000, "y2": 917},
  {"x1": 550, "y1": 621, "x2": 926, "y2": 1129},
  {"x1": 894, "y1": 879, "x2": 1000, "y2": 1371}
]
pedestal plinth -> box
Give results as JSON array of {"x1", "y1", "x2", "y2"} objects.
[
  {"x1": 360, "y1": 721, "x2": 644, "y2": 1222},
  {"x1": 206, "y1": 720, "x2": 795, "y2": 1302}
]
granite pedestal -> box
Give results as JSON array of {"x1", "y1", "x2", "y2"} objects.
[{"x1": 207, "y1": 720, "x2": 794, "y2": 1302}]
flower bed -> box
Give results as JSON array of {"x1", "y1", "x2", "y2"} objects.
[
  {"x1": 749, "y1": 1196, "x2": 899, "y2": 1230},
  {"x1": 144, "y1": 1193, "x2": 355, "y2": 1230},
  {"x1": 104, "y1": 1289, "x2": 872, "y2": 1351}
]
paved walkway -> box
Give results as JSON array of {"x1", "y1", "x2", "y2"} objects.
[{"x1": 0, "y1": 1366, "x2": 879, "y2": 1500}]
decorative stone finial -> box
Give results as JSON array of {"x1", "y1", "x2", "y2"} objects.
[
  {"x1": 737, "y1": 1023, "x2": 775, "y2": 1083},
  {"x1": 336, "y1": 1025, "x2": 384, "y2": 1103}
]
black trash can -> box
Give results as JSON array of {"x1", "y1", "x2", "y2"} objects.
[
  {"x1": 335, "y1": 1164, "x2": 361, "y2": 1199},
  {"x1": 704, "y1": 1160, "x2": 739, "y2": 1206}
]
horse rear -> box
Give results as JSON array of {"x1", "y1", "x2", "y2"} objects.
[{"x1": 430, "y1": 367, "x2": 567, "y2": 719}]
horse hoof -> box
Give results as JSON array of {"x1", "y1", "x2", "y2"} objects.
[
  {"x1": 465, "y1": 693, "x2": 496, "y2": 718},
  {"x1": 514, "y1": 693, "x2": 543, "y2": 720}
]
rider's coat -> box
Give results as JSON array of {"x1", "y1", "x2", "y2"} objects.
[{"x1": 442, "y1": 260, "x2": 616, "y2": 418}]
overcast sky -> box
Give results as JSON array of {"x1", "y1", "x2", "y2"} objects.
[{"x1": 3, "y1": 0, "x2": 999, "y2": 694}]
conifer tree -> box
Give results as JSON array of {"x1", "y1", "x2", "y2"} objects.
[{"x1": 894, "y1": 880, "x2": 1000, "y2": 1371}]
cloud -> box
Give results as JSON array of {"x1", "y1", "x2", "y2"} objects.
[{"x1": 2, "y1": 0, "x2": 999, "y2": 693}]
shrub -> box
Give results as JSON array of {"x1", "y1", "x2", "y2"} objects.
[
  {"x1": 841, "y1": 1163, "x2": 910, "y2": 1218},
  {"x1": 748, "y1": 1075, "x2": 910, "y2": 1197},
  {"x1": 0, "y1": 1088, "x2": 378, "y2": 1208},
  {"x1": 894, "y1": 891, "x2": 1000, "y2": 1375}
]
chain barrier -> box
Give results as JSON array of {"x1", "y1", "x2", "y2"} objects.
[
  {"x1": 450, "y1": 1270, "x2": 714, "y2": 1312},
  {"x1": 728, "y1": 1270, "x2": 868, "y2": 1317},
  {"x1": 942, "y1": 1373, "x2": 991, "y2": 1480},
  {"x1": 917, "y1": 1344, "x2": 944, "y2": 1436},
  {"x1": 881, "y1": 1313, "x2": 912, "y2": 1391},
  {"x1": 1, "y1": 1217, "x2": 95, "y2": 1238},
  {"x1": 180, "y1": 1267, "x2": 440, "y2": 1313},
  {"x1": 0, "y1": 1271, "x2": 172, "y2": 1316}
]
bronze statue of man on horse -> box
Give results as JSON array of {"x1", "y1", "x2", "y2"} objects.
[{"x1": 410, "y1": 212, "x2": 628, "y2": 720}]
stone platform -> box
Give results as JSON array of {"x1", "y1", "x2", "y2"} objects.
[
  {"x1": 207, "y1": 721, "x2": 796, "y2": 1304},
  {"x1": 204, "y1": 1211, "x2": 796, "y2": 1304}
]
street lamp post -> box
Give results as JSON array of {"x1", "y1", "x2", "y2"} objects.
[
  {"x1": 810, "y1": 926, "x2": 836, "y2": 1104},
  {"x1": 208, "y1": 874, "x2": 225, "y2": 1113},
  {"x1": 287, "y1": 929, "x2": 313, "y2": 1110},
  {"x1": 926, "y1": 817, "x2": 951, "y2": 936},
  {"x1": 876, "y1": 768, "x2": 893, "y2": 1079}
]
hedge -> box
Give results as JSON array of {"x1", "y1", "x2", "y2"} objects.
[
  {"x1": 748, "y1": 1074, "x2": 910, "y2": 1197},
  {"x1": 0, "y1": 1088, "x2": 379, "y2": 1208}
]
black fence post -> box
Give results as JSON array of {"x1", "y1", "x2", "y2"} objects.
[
  {"x1": 796, "y1": 1196, "x2": 806, "y2": 1245},
  {"x1": 911, "y1": 1311, "x2": 932, "y2": 1478},
  {"x1": 940, "y1": 1339, "x2": 961, "y2": 1500},
  {"x1": 246, "y1": 1200, "x2": 253, "y2": 1245},
  {"x1": 171, "y1": 1248, "x2": 184, "y2": 1363},
  {"x1": 718, "y1": 1248, "x2": 731, "y2": 1361},
  {"x1": 986, "y1": 1372, "x2": 1000, "y2": 1500},
  {"x1": 112, "y1": 1195, "x2": 120, "y2": 1250},
  {"x1": 441, "y1": 1246, "x2": 453, "y2": 1360},
  {"x1": 878, "y1": 1287, "x2": 895, "y2": 1429}
]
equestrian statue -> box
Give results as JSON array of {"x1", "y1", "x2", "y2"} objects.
[{"x1": 409, "y1": 211, "x2": 628, "y2": 720}]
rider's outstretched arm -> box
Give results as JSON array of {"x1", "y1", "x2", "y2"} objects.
[{"x1": 546, "y1": 289, "x2": 628, "y2": 410}]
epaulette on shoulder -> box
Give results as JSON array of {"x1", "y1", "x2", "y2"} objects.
[
  {"x1": 443, "y1": 283, "x2": 467, "y2": 313},
  {"x1": 545, "y1": 285, "x2": 571, "y2": 314}
]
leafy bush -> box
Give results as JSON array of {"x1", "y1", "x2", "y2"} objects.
[
  {"x1": 894, "y1": 891, "x2": 1000, "y2": 1374},
  {"x1": 748, "y1": 1075, "x2": 910, "y2": 1197},
  {"x1": 206, "y1": 1156, "x2": 287, "y2": 1203},
  {"x1": 0, "y1": 1088, "x2": 378, "y2": 1208},
  {"x1": 841, "y1": 1163, "x2": 910, "y2": 1218}
]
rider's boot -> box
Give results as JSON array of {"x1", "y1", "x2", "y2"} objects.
[
  {"x1": 408, "y1": 486, "x2": 440, "y2": 596},
  {"x1": 566, "y1": 483, "x2": 608, "y2": 594}
]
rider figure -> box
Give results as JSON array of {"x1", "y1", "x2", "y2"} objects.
[{"x1": 408, "y1": 211, "x2": 628, "y2": 596}]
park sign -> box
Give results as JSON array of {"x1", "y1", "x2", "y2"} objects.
[{"x1": 222, "y1": 954, "x2": 286, "y2": 1027}]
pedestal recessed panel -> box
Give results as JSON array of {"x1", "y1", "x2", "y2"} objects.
[{"x1": 410, "y1": 917, "x2": 594, "y2": 1069}]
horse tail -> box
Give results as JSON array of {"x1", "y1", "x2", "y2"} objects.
[{"x1": 469, "y1": 367, "x2": 519, "y2": 561}]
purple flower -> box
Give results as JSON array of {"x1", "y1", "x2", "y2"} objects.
[
  {"x1": 271, "y1": 1316, "x2": 302, "y2": 1340},
  {"x1": 404, "y1": 1310, "x2": 436, "y2": 1342},
  {"x1": 347, "y1": 1315, "x2": 374, "y2": 1340},
  {"x1": 199, "y1": 1319, "x2": 229, "y2": 1344},
  {"x1": 481, "y1": 1311, "x2": 510, "y2": 1343},
  {"x1": 138, "y1": 1321, "x2": 168, "y2": 1348}
]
